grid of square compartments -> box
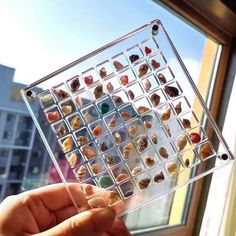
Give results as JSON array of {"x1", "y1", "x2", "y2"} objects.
[{"x1": 37, "y1": 29, "x2": 219, "y2": 206}]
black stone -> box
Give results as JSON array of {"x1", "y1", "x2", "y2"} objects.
[{"x1": 129, "y1": 54, "x2": 139, "y2": 63}]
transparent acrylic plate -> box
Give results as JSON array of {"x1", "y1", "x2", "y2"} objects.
[{"x1": 21, "y1": 19, "x2": 234, "y2": 217}]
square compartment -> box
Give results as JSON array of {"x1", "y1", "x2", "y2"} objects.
[
  {"x1": 89, "y1": 119, "x2": 107, "y2": 138},
  {"x1": 103, "y1": 148, "x2": 122, "y2": 168},
  {"x1": 118, "y1": 104, "x2": 137, "y2": 122},
  {"x1": 52, "y1": 120, "x2": 70, "y2": 138},
  {"x1": 58, "y1": 135, "x2": 77, "y2": 153},
  {"x1": 171, "y1": 96, "x2": 191, "y2": 116},
  {"x1": 96, "y1": 171, "x2": 115, "y2": 189},
  {"x1": 147, "y1": 126, "x2": 168, "y2": 145},
  {"x1": 140, "y1": 38, "x2": 159, "y2": 56},
  {"x1": 133, "y1": 134, "x2": 152, "y2": 153},
  {"x1": 66, "y1": 75, "x2": 84, "y2": 93},
  {"x1": 141, "y1": 148, "x2": 160, "y2": 168},
  {"x1": 195, "y1": 141, "x2": 216, "y2": 162},
  {"x1": 179, "y1": 111, "x2": 200, "y2": 130},
  {"x1": 119, "y1": 141, "x2": 138, "y2": 160},
  {"x1": 73, "y1": 127, "x2": 92, "y2": 146},
  {"x1": 80, "y1": 141, "x2": 99, "y2": 161},
  {"x1": 96, "y1": 133, "x2": 115, "y2": 152},
  {"x1": 187, "y1": 126, "x2": 207, "y2": 145},
  {"x1": 112, "y1": 90, "x2": 129, "y2": 107},
  {"x1": 74, "y1": 89, "x2": 93, "y2": 109},
  {"x1": 149, "y1": 164, "x2": 166, "y2": 184},
  {"x1": 66, "y1": 149, "x2": 85, "y2": 168},
  {"x1": 112, "y1": 53, "x2": 129, "y2": 71},
  {"x1": 96, "y1": 60, "x2": 114, "y2": 79},
  {"x1": 52, "y1": 83, "x2": 70, "y2": 102},
  {"x1": 119, "y1": 180, "x2": 136, "y2": 199},
  {"x1": 164, "y1": 158, "x2": 183, "y2": 177},
  {"x1": 73, "y1": 164, "x2": 92, "y2": 183},
  {"x1": 126, "y1": 157, "x2": 146, "y2": 176},
  {"x1": 126, "y1": 119, "x2": 145, "y2": 139},
  {"x1": 38, "y1": 90, "x2": 55, "y2": 108},
  {"x1": 59, "y1": 99, "x2": 76, "y2": 117},
  {"x1": 67, "y1": 112, "x2": 84, "y2": 131},
  {"x1": 126, "y1": 82, "x2": 144, "y2": 101},
  {"x1": 141, "y1": 74, "x2": 160, "y2": 93},
  {"x1": 103, "y1": 75, "x2": 122, "y2": 93},
  {"x1": 81, "y1": 67, "x2": 100, "y2": 86},
  {"x1": 88, "y1": 157, "x2": 106, "y2": 176},
  {"x1": 126, "y1": 45, "x2": 144, "y2": 64},
  {"x1": 163, "y1": 81, "x2": 182, "y2": 100},
  {"x1": 133, "y1": 97, "x2": 152, "y2": 115},
  {"x1": 103, "y1": 112, "x2": 123, "y2": 131},
  {"x1": 134, "y1": 171, "x2": 152, "y2": 190},
  {"x1": 96, "y1": 96, "x2": 115, "y2": 116},
  {"x1": 44, "y1": 105, "x2": 62, "y2": 123},
  {"x1": 112, "y1": 125, "x2": 130, "y2": 146},
  {"x1": 81, "y1": 104, "x2": 100, "y2": 124},
  {"x1": 148, "y1": 88, "x2": 168, "y2": 108},
  {"x1": 148, "y1": 52, "x2": 167, "y2": 72},
  {"x1": 111, "y1": 164, "x2": 130, "y2": 184},
  {"x1": 89, "y1": 82, "x2": 106, "y2": 100},
  {"x1": 179, "y1": 149, "x2": 200, "y2": 169},
  {"x1": 118, "y1": 68, "x2": 137, "y2": 86},
  {"x1": 156, "y1": 103, "x2": 175, "y2": 122},
  {"x1": 140, "y1": 111, "x2": 162, "y2": 130},
  {"x1": 133, "y1": 60, "x2": 151, "y2": 78}
]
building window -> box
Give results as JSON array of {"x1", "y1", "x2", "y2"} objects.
[
  {"x1": 15, "y1": 116, "x2": 33, "y2": 146},
  {"x1": 0, "y1": 149, "x2": 9, "y2": 177},
  {"x1": 2, "y1": 113, "x2": 16, "y2": 143}
]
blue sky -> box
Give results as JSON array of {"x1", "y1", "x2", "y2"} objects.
[{"x1": 0, "y1": 0, "x2": 206, "y2": 84}]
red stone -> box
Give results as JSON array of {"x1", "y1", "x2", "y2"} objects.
[
  {"x1": 120, "y1": 75, "x2": 129, "y2": 85},
  {"x1": 47, "y1": 111, "x2": 59, "y2": 122},
  {"x1": 145, "y1": 46, "x2": 152, "y2": 55},
  {"x1": 84, "y1": 75, "x2": 93, "y2": 85},
  {"x1": 190, "y1": 132, "x2": 201, "y2": 143}
]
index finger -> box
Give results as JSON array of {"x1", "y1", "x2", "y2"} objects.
[{"x1": 20, "y1": 183, "x2": 88, "y2": 211}]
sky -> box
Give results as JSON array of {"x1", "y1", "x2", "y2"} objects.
[{"x1": 0, "y1": 0, "x2": 206, "y2": 85}]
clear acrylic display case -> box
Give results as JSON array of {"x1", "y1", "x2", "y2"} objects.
[{"x1": 21, "y1": 19, "x2": 234, "y2": 216}]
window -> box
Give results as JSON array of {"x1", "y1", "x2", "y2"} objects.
[
  {"x1": 0, "y1": 149, "x2": 9, "y2": 177},
  {"x1": 0, "y1": 1, "x2": 234, "y2": 235},
  {"x1": 15, "y1": 116, "x2": 33, "y2": 146},
  {"x1": 2, "y1": 113, "x2": 16, "y2": 143}
]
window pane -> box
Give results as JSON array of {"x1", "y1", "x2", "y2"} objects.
[
  {"x1": 15, "y1": 116, "x2": 34, "y2": 146},
  {"x1": 0, "y1": 149, "x2": 10, "y2": 177},
  {"x1": 9, "y1": 150, "x2": 27, "y2": 180},
  {"x1": 2, "y1": 114, "x2": 16, "y2": 144}
]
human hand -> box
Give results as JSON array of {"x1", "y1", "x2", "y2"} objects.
[{"x1": 0, "y1": 183, "x2": 131, "y2": 236}]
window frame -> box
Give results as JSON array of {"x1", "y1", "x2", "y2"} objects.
[{"x1": 131, "y1": 1, "x2": 233, "y2": 235}]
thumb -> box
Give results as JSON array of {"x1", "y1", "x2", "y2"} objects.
[{"x1": 36, "y1": 208, "x2": 115, "y2": 236}]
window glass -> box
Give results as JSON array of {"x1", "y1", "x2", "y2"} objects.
[
  {"x1": 0, "y1": 0, "x2": 222, "y2": 233},
  {"x1": 2, "y1": 114, "x2": 16, "y2": 143},
  {"x1": 0, "y1": 149, "x2": 9, "y2": 177},
  {"x1": 8, "y1": 150, "x2": 27, "y2": 180},
  {"x1": 15, "y1": 116, "x2": 33, "y2": 146}
]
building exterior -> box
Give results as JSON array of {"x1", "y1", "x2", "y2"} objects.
[{"x1": 0, "y1": 64, "x2": 52, "y2": 200}]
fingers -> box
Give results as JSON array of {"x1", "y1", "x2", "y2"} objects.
[
  {"x1": 35, "y1": 208, "x2": 116, "y2": 236},
  {"x1": 107, "y1": 218, "x2": 132, "y2": 236},
  {"x1": 19, "y1": 183, "x2": 87, "y2": 211}
]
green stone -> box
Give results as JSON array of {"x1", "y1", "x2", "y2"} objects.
[
  {"x1": 100, "y1": 103, "x2": 109, "y2": 114},
  {"x1": 99, "y1": 175, "x2": 113, "y2": 188}
]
